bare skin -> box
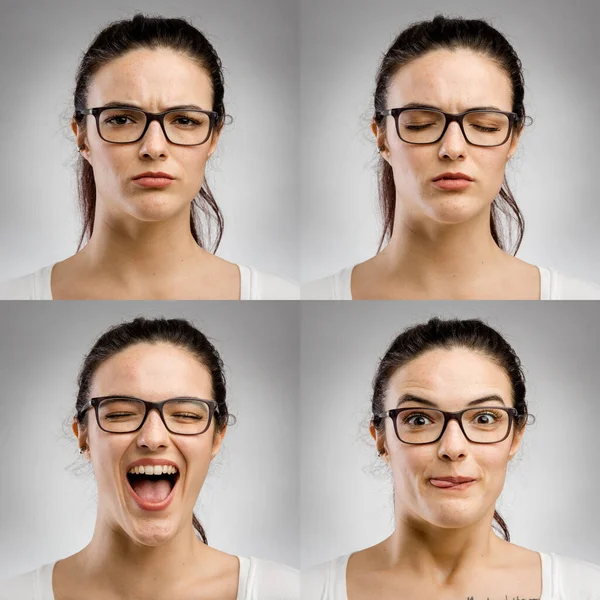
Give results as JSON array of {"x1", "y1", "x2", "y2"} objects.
[
  {"x1": 54, "y1": 343, "x2": 240, "y2": 599},
  {"x1": 352, "y1": 49, "x2": 540, "y2": 300},
  {"x1": 348, "y1": 348, "x2": 542, "y2": 599},
  {"x1": 347, "y1": 524, "x2": 542, "y2": 600},
  {"x1": 54, "y1": 47, "x2": 241, "y2": 300},
  {"x1": 52, "y1": 537, "x2": 240, "y2": 600},
  {"x1": 51, "y1": 229, "x2": 241, "y2": 300}
]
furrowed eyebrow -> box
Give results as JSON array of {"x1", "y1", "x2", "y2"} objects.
[
  {"x1": 396, "y1": 393, "x2": 507, "y2": 408},
  {"x1": 101, "y1": 101, "x2": 206, "y2": 111},
  {"x1": 399, "y1": 102, "x2": 505, "y2": 112}
]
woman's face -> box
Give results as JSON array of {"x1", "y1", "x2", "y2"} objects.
[
  {"x1": 71, "y1": 47, "x2": 220, "y2": 227},
  {"x1": 73, "y1": 342, "x2": 225, "y2": 546},
  {"x1": 373, "y1": 347, "x2": 524, "y2": 531},
  {"x1": 374, "y1": 49, "x2": 522, "y2": 229}
]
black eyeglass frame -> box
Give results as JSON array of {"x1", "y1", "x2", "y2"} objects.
[
  {"x1": 75, "y1": 106, "x2": 220, "y2": 146},
  {"x1": 376, "y1": 107, "x2": 519, "y2": 148},
  {"x1": 78, "y1": 395, "x2": 219, "y2": 435},
  {"x1": 373, "y1": 406, "x2": 519, "y2": 445}
]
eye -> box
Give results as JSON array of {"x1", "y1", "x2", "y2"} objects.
[
  {"x1": 104, "y1": 411, "x2": 135, "y2": 420},
  {"x1": 104, "y1": 114, "x2": 136, "y2": 126},
  {"x1": 172, "y1": 413, "x2": 205, "y2": 420},
  {"x1": 470, "y1": 124, "x2": 500, "y2": 133},
  {"x1": 404, "y1": 123, "x2": 436, "y2": 131},
  {"x1": 471, "y1": 410, "x2": 502, "y2": 425},
  {"x1": 402, "y1": 412, "x2": 433, "y2": 427}
]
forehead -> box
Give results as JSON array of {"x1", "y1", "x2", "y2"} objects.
[
  {"x1": 384, "y1": 347, "x2": 512, "y2": 409},
  {"x1": 90, "y1": 342, "x2": 213, "y2": 400},
  {"x1": 386, "y1": 48, "x2": 513, "y2": 113},
  {"x1": 86, "y1": 47, "x2": 214, "y2": 110}
]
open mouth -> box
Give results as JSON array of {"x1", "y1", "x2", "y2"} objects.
[{"x1": 126, "y1": 470, "x2": 180, "y2": 507}]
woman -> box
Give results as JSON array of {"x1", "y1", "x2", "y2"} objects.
[
  {"x1": 0, "y1": 14, "x2": 298, "y2": 300},
  {"x1": 302, "y1": 317, "x2": 600, "y2": 598},
  {"x1": 0, "y1": 317, "x2": 299, "y2": 599},
  {"x1": 302, "y1": 15, "x2": 600, "y2": 299}
]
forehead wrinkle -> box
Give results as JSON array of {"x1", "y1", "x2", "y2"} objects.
[
  {"x1": 386, "y1": 48, "x2": 513, "y2": 113},
  {"x1": 88, "y1": 48, "x2": 214, "y2": 111},
  {"x1": 384, "y1": 348, "x2": 512, "y2": 410},
  {"x1": 90, "y1": 342, "x2": 213, "y2": 400}
]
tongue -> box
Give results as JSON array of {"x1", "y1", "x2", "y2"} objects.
[{"x1": 131, "y1": 478, "x2": 172, "y2": 503}]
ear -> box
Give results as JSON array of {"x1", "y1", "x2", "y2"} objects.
[
  {"x1": 210, "y1": 424, "x2": 227, "y2": 459},
  {"x1": 370, "y1": 421, "x2": 389, "y2": 464},
  {"x1": 71, "y1": 117, "x2": 91, "y2": 162},
  {"x1": 506, "y1": 125, "x2": 523, "y2": 161},
  {"x1": 206, "y1": 125, "x2": 223, "y2": 159},
  {"x1": 507, "y1": 425, "x2": 525, "y2": 461},
  {"x1": 72, "y1": 417, "x2": 89, "y2": 457},
  {"x1": 371, "y1": 120, "x2": 390, "y2": 162}
]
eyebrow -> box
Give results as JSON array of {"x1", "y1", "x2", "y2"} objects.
[
  {"x1": 396, "y1": 393, "x2": 507, "y2": 408},
  {"x1": 400, "y1": 102, "x2": 505, "y2": 112},
  {"x1": 101, "y1": 101, "x2": 207, "y2": 111}
]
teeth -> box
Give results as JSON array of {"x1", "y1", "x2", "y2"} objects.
[{"x1": 128, "y1": 465, "x2": 178, "y2": 475}]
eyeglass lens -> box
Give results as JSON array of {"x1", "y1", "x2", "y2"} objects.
[
  {"x1": 97, "y1": 398, "x2": 212, "y2": 434},
  {"x1": 98, "y1": 109, "x2": 212, "y2": 145},
  {"x1": 394, "y1": 407, "x2": 511, "y2": 443},
  {"x1": 397, "y1": 110, "x2": 510, "y2": 146}
]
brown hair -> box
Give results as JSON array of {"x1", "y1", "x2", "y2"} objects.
[
  {"x1": 371, "y1": 317, "x2": 529, "y2": 541},
  {"x1": 72, "y1": 13, "x2": 226, "y2": 251},
  {"x1": 75, "y1": 317, "x2": 229, "y2": 544},
  {"x1": 373, "y1": 15, "x2": 527, "y2": 254}
]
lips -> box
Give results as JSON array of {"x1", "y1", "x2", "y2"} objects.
[
  {"x1": 432, "y1": 172, "x2": 473, "y2": 182},
  {"x1": 430, "y1": 476, "x2": 476, "y2": 490},
  {"x1": 132, "y1": 171, "x2": 174, "y2": 180}
]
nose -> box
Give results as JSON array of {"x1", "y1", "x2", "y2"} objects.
[
  {"x1": 138, "y1": 120, "x2": 169, "y2": 159},
  {"x1": 438, "y1": 121, "x2": 467, "y2": 161},
  {"x1": 437, "y1": 418, "x2": 468, "y2": 461},
  {"x1": 135, "y1": 408, "x2": 170, "y2": 451}
]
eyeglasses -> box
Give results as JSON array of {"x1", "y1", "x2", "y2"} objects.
[
  {"x1": 78, "y1": 396, "x2": 219, "y2": 435},
  {"x1": 374, "y1": 406, "x2": 518, "y2": 445},
  {"x1": 75, "y1": 106, "x2": 219, "y2": 146},
  {"x1": 376, "y1": 107, "x2": 518, "y2": 147}
]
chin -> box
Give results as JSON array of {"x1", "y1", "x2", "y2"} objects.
[
  {"x1": 127, "y1": 518, "x2": 178, "y2": 546},
  {"x1": 420, "y1": 194, "x2": 488, "y2": 225},
  {"x1": 123, "y1": 195, "x2": 191, "y2": 224}
]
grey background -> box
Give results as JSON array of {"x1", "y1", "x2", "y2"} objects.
[
  {"x1": 0, "y1": 301, "x2": 299, "y2": 577},
  {"x1": 300, "y1": 301, "x2": 600, "y2": 569},
  {"x1": 300, "y1": 0, "x2": 600, "y2": 284},
  {"x1": 0, "y1": 0, "x2": 298, "y2": 281}
]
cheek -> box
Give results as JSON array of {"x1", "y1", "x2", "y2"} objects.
[{"x1": 474, "y1": 148, "x2": 510, "y2": 193}]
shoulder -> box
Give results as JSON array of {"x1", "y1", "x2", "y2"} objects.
[
  {"x1": 543, "y1": 552, "x2": 600, "y2": 598},
  {"x1": 540, "y1": 553, "x2": 600, "y2": 600},
  {"x1": 0, "y1": 562, "x2": 55, "y2": 600},
  {"x1": 301, "y1": 554, "x2": 350, "y2": 599},
  {"x1": 239, "y1": 557, "x2": 299, "y2": 600},
  {"x1": 0, "y1": 265, "x2": 53, "y2": 300},
  {"x1": 239, "y1": 265, "x2": 300, "y2": 300},
  {"x1": 538, "y1": 266, "x2": 600, "y2": 300},
  {"x1": 301, "y1": 267, "x2": 354, "y2": 300}
]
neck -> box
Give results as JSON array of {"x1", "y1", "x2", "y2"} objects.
[
  {"x1": 383, "y1": 508, "x2": 503, "y2": 584},
  {"x1": 77, "y1": 519, "x2": 209, "y2": 596},
  {"x1": 380, "y1": 208, "x2": 510, "y2": 289},
  {"x1": 79, "y1": 206, "x2": 208, "y2": 284}
]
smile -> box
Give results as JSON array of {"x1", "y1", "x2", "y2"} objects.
[{"x1": 125, "y1": 469, "x2": 181, "y2": 512}]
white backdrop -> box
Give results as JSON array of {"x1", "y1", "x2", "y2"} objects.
[
  {"x1": 0, "y1": 301, "x2": 299, "y2": 577},
  {"x1": 0, "y1": 0, "x2": 299, "y2": 281},
  {"x1": 300, "y1": 301, "x2": 600, "y2": 568},
  {"x1": 300, "y1": 0, "x2": 600, "y2": 284}
]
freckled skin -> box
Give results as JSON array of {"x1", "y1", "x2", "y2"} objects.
[
  {"x1": 73, "y1": 47, "x2": 220, "y2": 228},
  {"x1": 79, "y1": 343, "x2": 224, "y2": 547},
  {"x1": 380, "y1": 347, "x2": 523, "y2": 531},
  {"x1": 379, "y1": 49, "x2": 521, "y2": 229}
]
